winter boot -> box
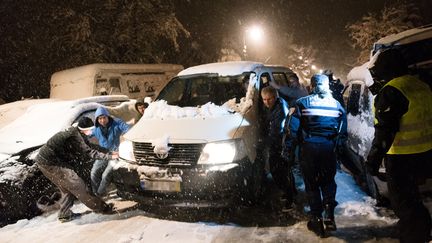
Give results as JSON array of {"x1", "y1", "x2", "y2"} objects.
[
  {"x1": 323, "y1": 204, "x2": 337, "y2": 231},
  {"x1": 307, "y1": 216, "x2": 325, "y2": 238},
  {"x1": 58, "y1": 212, "x2": 82, "y2": 223},
  {"x1": 99, "y1": 202, "x2": 116, "y2": 214}
]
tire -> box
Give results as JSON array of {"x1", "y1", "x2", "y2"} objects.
[
  {"x1": 363, "y1": 164, "x2": 391, "y2": 207},
  {"x1": 245, "y1": 158, "x2": 265, "y2": 205}
]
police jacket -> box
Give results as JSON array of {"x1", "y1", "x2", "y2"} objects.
[
  {"x1": 367, "y1": 75, "x2": 432, "y2": 163},
  {"x1": 36, "y1": 127, "x2": 111, "y2": 169},
  {"x1": 294, "y1": 93, "x2": 347, "y2": 144},
  {"x1": 263, "y1": 98, "x2": 288, "y2": 149},
  {"x1": 93, "y1": 107, "x2": 130, "y2": 151}
]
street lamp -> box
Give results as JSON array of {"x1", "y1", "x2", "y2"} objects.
[{"x1": 243, "y1": 25, "x2": 264, "y2": 60}]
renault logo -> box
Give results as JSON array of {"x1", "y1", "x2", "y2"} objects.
[{"x1": 155, "y1": 151, "x2": 169, "y2": 159}]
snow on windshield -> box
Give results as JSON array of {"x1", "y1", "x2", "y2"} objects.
[{"x1": 143, "y1": 73, "x2": 257, "y2": 120}]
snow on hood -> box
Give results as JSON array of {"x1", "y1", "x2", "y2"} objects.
[
  {"x1": 0, "y1": 100, "x2": 101, "y2": 155},
  {"x1": 0, "y1": 96, "x2": 131, "y2": 156},
  {"x1": 143, "y1": 100, "x2": 232, "y2": 120},
  {"x1": 347, "y1": 62, "x2": 374, "y2": 87},
  {"x1": 151, "y1": 134, "x2": 171, "y2": 155},
  {"x1": 0, "y1": 155, "x2": 39, "y2": 185},
  {"x1": 0, "y1": 99, "x2": 54, "y2": 129},
  {"x1": 125, "y1": 100, "x2": 250, "y2": 143}
]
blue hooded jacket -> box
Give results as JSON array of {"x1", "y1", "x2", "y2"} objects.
[{"x1": 92, "y1": 107, "x2": 131, "y2": 151}]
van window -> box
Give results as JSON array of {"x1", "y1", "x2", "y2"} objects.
[
  {"x1": 272, "y1": 72, "x2": 289, "y2": 86},
  {"x1": 96, "y1": 79, "x2": 109, "y2": 95},
  {"x1": 109, "y1": 78, "x2": 122, "y2": 94},
  {"x1": 346, "y1": 83, "x2": 361, "y2": 116},
  {"x1": 260, "y1": 73, "x2": 271, "y2": 89},
  {"x1": 157, "y1": 78, "x2": 187, "y2": 106},
  {"x1": 157, "y1": 73, "x2": 250, "y2": 107}
]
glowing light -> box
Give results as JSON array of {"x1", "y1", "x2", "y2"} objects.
[{"x1": 247, "y1": 25, "x2": 264, "y2": 43}]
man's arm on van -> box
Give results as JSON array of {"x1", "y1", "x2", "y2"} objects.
[{"x1": 366, "y1": 86, "x2": 408, "y2": 175}]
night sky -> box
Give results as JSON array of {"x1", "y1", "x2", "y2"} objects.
[
  {"x1": 1, "y1": 0, "x2": 431, "y2": 102},
  {"x1": 175, "y1": 0, "x2": 432, "y2": 77}
]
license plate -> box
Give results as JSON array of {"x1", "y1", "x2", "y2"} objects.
[{"x1": 140, "y1": 177, "x2": 181, "y2": 192}]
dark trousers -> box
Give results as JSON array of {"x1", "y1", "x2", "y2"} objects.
[
  {"x1": 385, "y1": 149, "x2": 432, "y2": 243},
  {"x1": 269, "y1": 150, "x2": 295, "y2": 202},
  {"x1": 300, "y1": 141, "x2": 337, "y2": 217},
  {"x1": 38, "y1": 163, "x2": 108, "y2": 218}
]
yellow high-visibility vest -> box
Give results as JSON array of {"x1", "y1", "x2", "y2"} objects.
[{"x1": 383, "y1": 75, "x2": 432, "y2": 154}]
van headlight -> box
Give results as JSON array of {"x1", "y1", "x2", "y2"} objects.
[
  {"x1": 197, "y1": 139, "x2": 247, "y2": 165},
  {"x1": 119, "y1": 140, "x2": 136, "y2": 162}
]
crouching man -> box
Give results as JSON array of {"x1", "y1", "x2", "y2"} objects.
[{"x1": 36, "y1": 117, "x2": 119, "y2": 222}]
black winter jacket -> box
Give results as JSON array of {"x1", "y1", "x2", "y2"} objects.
[
  {"x1": 36, "y1": 127, "x2": 111, "y2": 169},
  {"x1": 367, "y1": 85, "x2": 409, "y2": 164},
  {"x1": 262, "y1": 98, "x2": 287, "y2": 150}
]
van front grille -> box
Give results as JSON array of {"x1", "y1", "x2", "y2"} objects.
[{"x1": 133, "y1": 142, "x2": 204, "y2": 167}]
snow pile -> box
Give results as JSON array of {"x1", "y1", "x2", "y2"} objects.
[
  {"x1": 0, "y1": 170, "x2": 403, "y2": 242},
  {"x1": 346, "y1": 62, "x2": 374, "y2": 87},
  {"x1": 141, "y1": 73, "x2": 256, "y2": 120},
  {"x1": 224, "y1": 77, "x2": 255, "y2": 114},
  {"x1": 143, "y1": 100, "x2": 231, "y2": 119},
  {"x1": 0, "y1": 156, "x2": 37, "y2": 185},
  {"x1": 347, "y1": 112, "x2": 375, "y2": 159}
]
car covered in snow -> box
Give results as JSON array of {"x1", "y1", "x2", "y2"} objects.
[
  {"x1": 342, "y1": 25, "x2": 432, "y2": 203},
  {"x1": 0, "y1": 95, "x2": 133, "y2": 225},
  {"x1": 113, "y1": 61, "x2": 295, "y2": 207}
]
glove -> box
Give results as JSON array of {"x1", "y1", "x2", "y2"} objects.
[{"x1": 365, "y1": 160, "x2": 380, "y2": 177}]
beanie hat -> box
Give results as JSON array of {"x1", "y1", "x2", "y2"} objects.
[
  {"x1": 311, "y1": 74, "x2": 329, "y2": 87},
  {"x1": 77, "y1": 117, "x2": 95, "y2": 131}
]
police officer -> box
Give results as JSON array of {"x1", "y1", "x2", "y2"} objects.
[
  {"x1": 294, "y1": 74, "x2": 347, "y2": 237},
  {"x1": 366, "y1": 48, "x2": 432, "y2": 243}
]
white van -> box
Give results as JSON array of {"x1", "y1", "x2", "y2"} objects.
[
  {"x1": 50, "y1": 63, "x2": 183, "y2": 100},
  {"x1": 113, "y1": 61, "x2": 295, "y2": 207}
]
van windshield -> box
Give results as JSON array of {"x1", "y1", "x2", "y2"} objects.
[{"x1": 157, "y1": 73, "x2": 251, "y2": 107}]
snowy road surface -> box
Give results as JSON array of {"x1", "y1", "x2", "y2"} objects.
[{"x1": 0, "y1": 170, "x2": 417, "y2": 243}]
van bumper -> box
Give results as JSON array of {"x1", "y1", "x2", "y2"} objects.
[{"x1": 112, "y1": 157, "x2": 256, "y2": 207}]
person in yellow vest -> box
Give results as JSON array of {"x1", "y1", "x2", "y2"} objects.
[{"x1": 366, "y1": 48, "x2": 432, "y2": 243}]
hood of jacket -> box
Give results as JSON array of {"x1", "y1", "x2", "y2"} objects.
[{"x1": 95, "y1": 107, "x2": 112, "y2": 127}]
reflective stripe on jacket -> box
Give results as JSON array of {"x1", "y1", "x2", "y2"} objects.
[
  {"x1": 295, "y1": 93, "x2": 347, "y2": 143},
  {"x1": 384, "y1": 75, "x2": 432, "y2": 154}
]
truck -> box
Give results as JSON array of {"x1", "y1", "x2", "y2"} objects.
[{"x1": 50, "y1": 63, "x2": 183, "y2": 100}]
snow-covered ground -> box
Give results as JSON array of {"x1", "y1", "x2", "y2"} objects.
[{"x1": 0, "y1": 170, "x2": 404, "y2": 243}]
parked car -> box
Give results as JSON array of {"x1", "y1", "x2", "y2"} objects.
[
  {"x1": 0, "y1": 95, "x2": 133, "y2": 226},
  {"x1": 342, "y1": 25, "x2": 432, "y2": 203},
  {"x1": 113, "y1": 61, "x2": 295, "y2": 207},
  {"x1": 0, "y1": 98, "x2": 53, "y2": 129}
]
